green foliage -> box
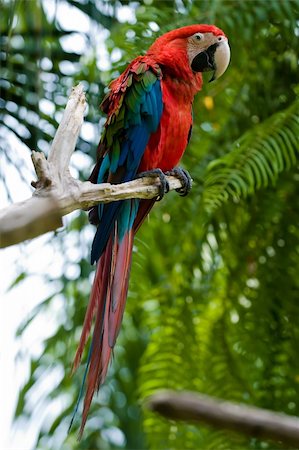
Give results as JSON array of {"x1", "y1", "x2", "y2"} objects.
[
  {"x1": 202, "y1": 98, "x2": 299, "y2": 213},
  {"x1": 2, "y1": 0, "x2": 299, "y2": 449}
]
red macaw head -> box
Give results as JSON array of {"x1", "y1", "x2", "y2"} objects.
[{"x1": 147, "y1": 24, "x2": 230, "y2": 82}]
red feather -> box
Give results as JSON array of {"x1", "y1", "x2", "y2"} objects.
[{"x1": 74, "y1": 226, "x2": 135, "y2": 438}]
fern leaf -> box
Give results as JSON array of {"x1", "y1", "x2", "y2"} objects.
[{"x1": 202, "y1": 99, "x2": 299, "y2": 213}]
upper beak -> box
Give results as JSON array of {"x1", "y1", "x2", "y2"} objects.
[{"x1": 209, "y1": 39, "x2": 230, "y2": 82}]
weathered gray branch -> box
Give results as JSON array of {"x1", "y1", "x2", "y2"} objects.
[
  {"x1": 147, "y1": 391, "x2": 299, "y2": 447},
  {"x1": 0, "y1": 196, "x2": 63, "y2": 248},
  {"x1": 0, "y1": 84, "x2": 184, "y2": 248}
]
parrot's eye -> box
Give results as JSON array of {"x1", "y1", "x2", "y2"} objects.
[
  {"x1": 218, "y1": 36, "x2": 224, "y2": 42},
  {"x1": 194, "y1": 33, "x2": 203, "y2": 41}
]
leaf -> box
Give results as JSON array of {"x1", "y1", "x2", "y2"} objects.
[
  {"x1": 6, "y1": 271, "x2": 27, "y2": 291},
  {"x1": 202, "y1": 98, "x2": 299, "y2": 214}
]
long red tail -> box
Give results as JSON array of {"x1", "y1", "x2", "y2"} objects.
[
  {"x1": 72, "y1": 199, "x2": 155, "y2": 436},
  {"x1": 72, "y1": 225, "x2": 133, "y2": 437}
]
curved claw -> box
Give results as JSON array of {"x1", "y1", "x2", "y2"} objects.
[
  {"x1": 136, "y1": 168, "x2": 169, "y2": 201},
  {"x1": 165, "y1": 167, "x2": 193, "y2": 197}
]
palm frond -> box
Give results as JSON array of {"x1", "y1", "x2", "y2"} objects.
[{"x1": 202, "y1": 98, "x2": 299, "y2": 213}]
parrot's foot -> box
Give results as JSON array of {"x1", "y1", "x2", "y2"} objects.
[
  {"x1": 165, "y1": 167, "x2": 192, "y2": 196},
  {"x1": 136, "y1": 168, "x2": 169, "y2": 201}
]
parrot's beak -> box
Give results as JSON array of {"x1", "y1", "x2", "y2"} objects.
[
  {"x1": 191, "y1": 39, "x2": 230, "y2": 81},
  {"x1": 210, "y1": 39, "x2": 230, "y2": 82}
]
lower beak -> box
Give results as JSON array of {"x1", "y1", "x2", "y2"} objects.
[{"x1": 191, "y1": 44, "x2": 217, "y2": 75}]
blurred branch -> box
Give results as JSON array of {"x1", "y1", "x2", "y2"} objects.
[
  {"x1": 147, "y1": 391, "x2": 299, "y2": 447},
  {"x1": 0, "y1": 196, "x2": 63, "y2": 248},
  {"x1": 0, "y1": 84, "x2": 183, "y2": 248}
]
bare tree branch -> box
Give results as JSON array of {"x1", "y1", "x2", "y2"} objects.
[
  {"x1": 147, "y1": 390, "x2": 299, "y2": 447},
  {"x1": 0, "y1": 84, "x2": 184, "y2": 248},
  {"x1": 0, "y1": 196, "x2": 63, "y2": 247}
]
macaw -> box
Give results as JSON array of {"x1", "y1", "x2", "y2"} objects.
[{"x1": 71, "y1": 24, "x2": 230, "y2": 435}]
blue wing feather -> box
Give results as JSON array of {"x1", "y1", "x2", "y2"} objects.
[{"x1": 91, "y1": 75, "x2": 163, "y2": 264}]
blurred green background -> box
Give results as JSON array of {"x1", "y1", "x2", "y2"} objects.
[{"x1": 1, "y1": 0, "x2": 299, "y2": 449}]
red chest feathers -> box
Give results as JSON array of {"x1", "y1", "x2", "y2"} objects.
[{"x1": 138, "y1": 78, "x2": 194, "y2": 172}]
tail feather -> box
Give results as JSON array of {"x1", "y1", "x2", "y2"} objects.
[
  {"x1": 109, "y1": 231, "x2": 133, "y2": 347},
  {"x1": 74, "y1": 227, "x2": 134, "y2": 437},
  {"x1": 79, "y1": 292, "x2": 108, "y2": 437},
  {"x1": 134, "y1": 199, "x2": 156, "y2": 232},
  {"x1": 77, "y1": 235, "x2": 114, "y2": 437},
  {"x1": 73, "y1": 198, "x2": 155, "y2": 436},
  {"x1": 72, "y1": 239, "x2": 112, "y2": 373}
]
